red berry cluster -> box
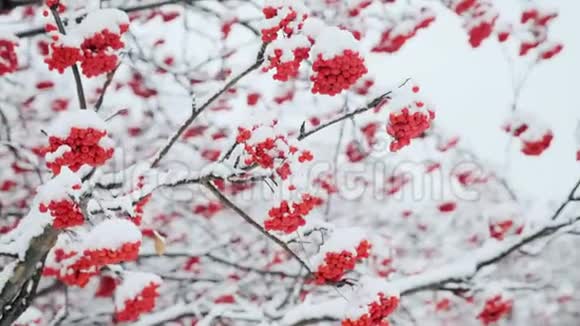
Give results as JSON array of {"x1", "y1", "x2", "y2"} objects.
[
  {"x1": 261, "y1": 5, "x2": 307, "y2": 43},
  {"x1": 114, "y1": 282, "x2": 160, "y2": 322},
  {"x1": 311, "y1": 50, "x2": 367, "y2": 96},
  {"x1": 446, "y1": 0, "x2": 498, "y2": 47},
  {"x1": 263, "y1": 47, "x2": 310, "y2": 81},
  {"x1": 387, "y1": 101, "x2": 435, "y2": 152},
  {"x1": 346, "y1": 141, "x2": 368, "y2": 163},
  {"x1": 45, "y1": 24, "x2": 128, "y2": 77},
  {"x1": 342, "y1": 293, "x2": 399, "y2": 326},
  {"x1": 521, "y1": 133, "x2": 553, "y2": 156},
  {"x1": 45, "y1": 0, "x2": 66, "y2": 12},
  {"x1": 214, "y1": 294, "x2": 236, "y2": 304},
  {"x1": 44, "y1": 127, "x2": 114, "y2": 174},
  {"x1": 44, "y1": 44, "x2": 82, "y2": 73},
  {"x1": 503, "y1": 120, "x2": 553, "y2": 156},
  {"x1": 0, "y1": 39, "x2": 18, "y2": 76},
  {"x1": 39, "y1": 198, "x2": 84, "y2": 229},
  {"x1": 79, "y1": 28, "x2": 127, "y2": 77},
  {"x1": 438, "y1": 201, "x2": 457, "y2": 213},
  {"x1": 247, "y1": 92, "x2": 261, "y2": 106},
  {"x1": 95, "y1": 276, "x2": 117, "y2": 297},
  {"x1": 489, "y1": 220, "x2": 523, "y2": 240},
  {"x1": 265, "y1": 194, "x2": 323, "y2": 233},
  {"x1": 372, "y1": 9, "x2": 435, "y2": 53},
  {"x1": 236, "y1": 127, "x2": 313, "y2": 180},
  {"x1": 128, "y1": 72, "x2": 158, "y2": 98},
  {"x1": 313, "y1": 240, "x2": 371, "y2": 284},
  {"x1": 477, "y1": 295, "x2": 513, "y2": 325},
  {"x1": 194, "y1": 201, "x2": 223, "y2": 219},
  {"x1": 519, "y1": 8, "x2": 561, "y2": 59},
  {"x1": 348, "y1": 0, "x2": 372, "y2": 17},
  {"x1": 47, "y1": 242, "x2": 140, "y2": 287},
  {"x1": 132, "y1": 195, "x2": 151, "y2": 226}
]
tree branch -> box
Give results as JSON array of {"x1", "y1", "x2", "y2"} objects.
[
  {"x1": 297, "y1": 78, "x2": 411, "y2": 141},
  {"x1": 150, "y1": 43, "x2": 267, "y2": 167}
]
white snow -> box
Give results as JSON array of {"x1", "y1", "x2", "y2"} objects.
[
  {"x1": 84, "y1": 218, "x2": 142, "y2": 250},
  {"x1": 46, "y1": 109, "x2": 108, "y2": 138},
  {"x1": 311, "y1": 26, "x2": 359, "y2": 60}
]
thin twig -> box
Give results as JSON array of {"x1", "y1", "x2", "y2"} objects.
[
  {"x1": 150, "y1": 43, "x2": 267, "y2": 168},
  {"x1": 203, "y1": 181, "x2": 312, "y2": 274},
  {"x1": 297, "y1": 78, "x2": 410, "y2": 141}
]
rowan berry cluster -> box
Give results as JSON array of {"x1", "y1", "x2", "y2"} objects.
[
  {"x1": 114, "y1": 281, "x2": 160, "y2": 323},
  {"x1": 264, "y1": 194, "x2": 323, "y2": 233},
  {"x1": 313, "y1": 240, "x2": 371, "y2": 284},
  {"x1": 44, "y1": 127, "x2": 114, "y2": 174},
  {"x1": 342, "y1": 293, "x2": 400, "y2": 326},
  {"x1": 0, "y1": 38, "x2": 18, "y2": 76},
  {"x1": 39, "y1": 198, "x2": 84, "y2": 229},
  {"x1": 44, "y1": 9, "x2": 129, "y2": 78},
  {"x1": 372, "y1": 8, "x2": 436, "y2": 53},
  {"x1": 386, "y1": 86, "x2": 435, "y2": 152},
  {"x1": 477, "y1": 295, "x2": 513, "y2": 325}
]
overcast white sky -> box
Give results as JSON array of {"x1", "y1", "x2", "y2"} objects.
[{"x1": 365, "y1": 0, "x2": 580, "y2": 202}]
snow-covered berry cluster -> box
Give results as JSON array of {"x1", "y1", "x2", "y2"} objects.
[
  {"x1": 0, "y1": 37, "x2": 18, "y2": 76},
  {"x1": 477, "y1": 295, "x2": 513, "y2": 325},
  {"x1": 518, "y1": 6, "x2": 562, "y2": 60},
  {"x1": 236, "y1": 123, "x2": 313, "y2": 180},
  {"x1": 342, "y1": 277, "x2": 400, "y2": 326},
  {"x1": 264, "y1": 194, "x2": 323, "y2": 233},
  {"x1": 35, "y1": 168, "x2": 84, "y2": 229},
  {"x1": 260, "y1": 4, "x2": 368, "y2": 96},
  {"x1": 387, "y1": 85, "x2": 435, "y2": 152},
  {"x1": 342, "y1": 293, "x2": 400, "y2": 326},
  {"x1": 484, "y1": 204, "x2": 524, "y2": 241},
  {"x1": 310, "y1": 27, "x2": 367, "y2": 96},
  {"x1": 263, "y1": 35, "x2": 311, "y2": 81},
  {"x1": 114, "y1": 272, "x2": 162, "y2": 322},
  {"x1": 503, "y1": 113, "x2": 553, "y2": 156},
  {"x1": 260, "y1": 0, "x2": 308, "y2": 43},
  {"x1": 312, "y1": 229, "x2": 371, "y2": 284},
  {"x1": 42, "y1": 110, "x2": 114, "y2": 174},
  {"x1": 372, "y1": 7, "x2": 436, "y2": 53},
  {"x1": 43, "y1": 219, "x2": 142, "y2": 287},
  {"x1": 44, "y1": 9, "x2": 129, "y2": 77},
  {"x1": 445, "y1": 0, "x2": 498, "y2": 47}
]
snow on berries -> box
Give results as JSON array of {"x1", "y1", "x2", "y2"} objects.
[
  {"x1": 260, "y1": 0, "x2": 308, "y2": 43},
  {"x1": 444, "y1": 0, "x2": 498, "y2": 47},
  {"x1": 114, "y1": 271, "x2": 162, "y2": 322},
  {"x1": 43, "y1": 110, "x2": 114, "y2": 174},
  {"x1": 372, "y1": 7, "x2": 436, "y2": 53},
  {"x1": 235, "y1": 123, "x2": 313, "y2": 180},
  {"x1": 311, "y1": 228, "x2": 371, "y2": 284},
  {"x1": 0, "y1": 36, "x2": 18, "y2": 76},
  {"x1": 342, "y1": 277, "x2": 400, "y2": 326},
  {"x1": 503, "y1": 113, "x2": 553, "y2": 156},
  {"x1": 36, "y1": 167, "x2": 84, "y2": 229},
  {"x1": 484, "y1": 203, "x2": 523, "y2": 240},
  {"x1": 386, "y1": 84, "x2": 435, "y2": 152},
  {"x1": 477, "y1": 294, "x2": 513, "y2": 325},
  {"x1": 518, "y1": 6, "x2": 562, "y2": 59},
  {"x1": 264, "y1": 193, "x2": 323, "y2": 233},
  {"x1": 44, "y1": 9, "x2": 129, "y2": 77},
  {"x1": 43, "y1": 219, "x2": 142, "y2": 287},
  {"x1": 310, "y1": 27, "x2": 367, "y2": 96},
  {"x1": 263, "y1": 35, "x2": 311, "y2": 81}
]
